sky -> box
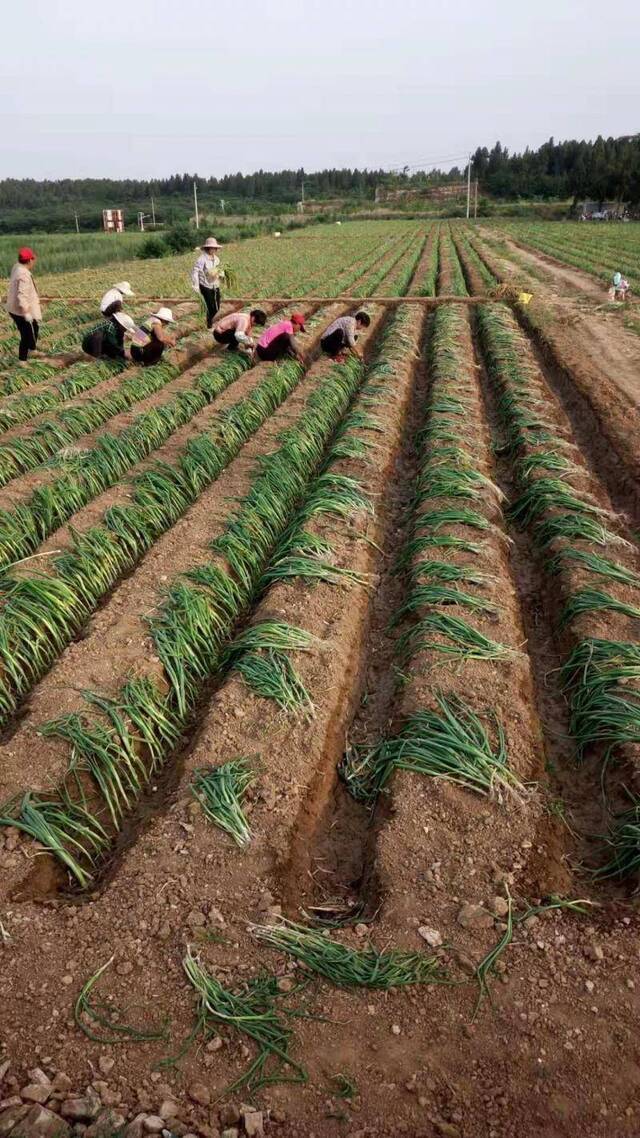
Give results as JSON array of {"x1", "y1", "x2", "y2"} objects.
[{"x1": 2, "y1": 0, "x2": 639, "y2": 181}]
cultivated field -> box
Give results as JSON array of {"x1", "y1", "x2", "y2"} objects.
[{"x1": 0, "y1": 219, "x2": 639, "y2": 1138}]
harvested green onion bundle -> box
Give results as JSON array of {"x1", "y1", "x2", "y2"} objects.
[
  {"x1": 191, "y1": 758, "x2": 255, "y2": 847},
  {"x1": 251, "y1": 919, "x2": 447, "y2": 988},
  {"x1": 183, "y1": 948, "x2": 306, "y2": 1092}
]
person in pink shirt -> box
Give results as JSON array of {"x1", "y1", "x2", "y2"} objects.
[
  {"x1": 213, "y1": 308, "x2": 267, "y2": 352},
  {"x1": 256, "y1": 312, "x2": 306, "y2": 363}
]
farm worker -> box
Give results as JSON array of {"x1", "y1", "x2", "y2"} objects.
[
  {"x1": 320, "y1": 311, "x2": 370, "y2": 361},
  {"x1": 191, "y1": 236, "x2": 225, "y2": 328},
  {"x1": 130, "y1": 307, "x2": 176, "y2": 366},
  {"x1": 609, "y1": 271, "x2": 630, "y2": 301},
  {"x1": 213, "y1": 308, "x2": 267, "y2": 352},
  {"x1": 255, "y1": 313, "x2": 306, "y2": 363},
  {"x1": 100, "y1": 280, "x2": 135, "y2": 317},
  {"x1": 6, "y1": 247, "x2": 41, "y2": 362},
  {"x1": 82, "y1": 312, "x2": 136, "y2": 360}
]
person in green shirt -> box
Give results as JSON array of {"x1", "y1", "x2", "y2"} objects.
[{"x1": 82, "y1": 312, "x2": 135, "y2": 360}]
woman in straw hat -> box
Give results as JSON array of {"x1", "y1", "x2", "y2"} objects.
[
  {"x1": 82, "y1": 311, "x2": 136, "y2": 360},
  {"x1": 130, "y1": 307, "x2": 176, "y2": 366},
  {"x1": 191, "y1": 236, "x2": 225, "y2": 328},
  {"x1": 100, "y1": 280, "x2": 135, "y2": 318}
]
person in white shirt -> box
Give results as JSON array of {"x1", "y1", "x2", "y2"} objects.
[
  {"x1": 191, "y1": 236, "x2": 225, "y2": 328},
  {"x1": 100, "y1": 281, "x2": 135, "y2": 317}
]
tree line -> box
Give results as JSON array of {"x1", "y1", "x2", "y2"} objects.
[{"x1": 1, "y1": 135, "x2": 638, "y2": 232}]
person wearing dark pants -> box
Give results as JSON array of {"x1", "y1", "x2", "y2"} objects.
[
  {"x1": 82, "y1": 312, "x2": 135, "y2": 360},
  {"x1": 130, "y1": 307, "x2": 176, "y2": 366},
  {"x1": 320, "y1": 311, "x2": 370, "y2": 361},
  {"x1": 191, "y1": 236, "x2": 225, "y2": 328},
  {"x1": 200, "y1": 283, "x2": 220, "y2": 328},
  {"x1": 10, "y1": 314, "x2": 39, "y2": 361},
  {"x1": 213, "y1": 308, "x2": 267, "y2": 351},
  {"x1": 255, "y1": 313, "x2": 306, "y2": 363},
  {"x1": 6, "y1": 247, "x2": 42, "y2": 362}
]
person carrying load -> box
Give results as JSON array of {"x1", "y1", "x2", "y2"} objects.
[
  {"x1": 213, "y1": 308, "x2": 267, "y2": 353},
  {"x1": 100, "y1": 281, "x2": 135, "y2": 317},
  {"x1": 191, "y1": 236, "x2": 225, "y2": 328},
  {"x1": 6, "y1": 247, "x2": 41, "y2": 362},
  {"x1": 255, "y1": 313, "x2": 306, "y2": 363},
  {"x1": 130, "y1": 307, "x2": 176, "y2": 366},
  {"x1": 82, "y1": 312, "x2": 136, "y2": 360},
  {"x1": 320, "y1": 311, "x2": 370, "y2": 361}
]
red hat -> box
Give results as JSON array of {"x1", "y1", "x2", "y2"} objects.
[
  {"x1": 18, "y1": 247, "x2": 36, "y2": 263},
  {"x1": 291, "y1": 312, "x2": 306, "y2": 329}
]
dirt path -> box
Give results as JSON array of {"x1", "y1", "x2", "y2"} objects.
[{"x1": 471, "y1": 230, "x2": 640, "y2": 414}]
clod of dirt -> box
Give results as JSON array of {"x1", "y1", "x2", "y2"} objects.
[
  {"x1": 188, "y1": 1084, "x2": 211, "y2": 1108},
  {"x1": 418, "y1": 926, "x2": 443, "y2": 947},
  {"x1": 456, "y1": 903, "x2": 494, "y2": 929}
]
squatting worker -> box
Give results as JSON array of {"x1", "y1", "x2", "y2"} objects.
[
  {"x1": 255, "y1": 313, "x2": 306, "y2": 363},
  {"x1": 130, "y1": 307, "x2": 176, "y2": 366},
  {"x1": 82, "y1": 312, "x2": 136, "y2": 360},
  {"x1": 100, "y1": 280, "x2": 135, "y2": 317},
  {"x1": 191, "y1": 236, "x2": 225, "y2": 328},
  {"x1": 213, "y1": 308, "x2": 267, "y2": 352},
  {"x1": 6, "y1": 247, "x2": 41, "y2": 362},
  {"x1": 320, "y1": 311, "x2": 371, "y2": 361},
  {"x1": 609, "y1": 271, "x2": 630, "y2": 302}
]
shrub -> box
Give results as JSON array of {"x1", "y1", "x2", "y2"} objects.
[
  {"x1": 137, "y1": 236, "x2": 168, "y2": 260},
  {"x1": 163, "y1": 223, "x2": 196, "y2": 254}
]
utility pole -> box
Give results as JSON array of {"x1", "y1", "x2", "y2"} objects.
[
  {"x1": 466, "y1": 155, "x2": 472, "y2": 220},
  {"x1": 300, "y1": 178, "x2": 305, "y2": 212},
  {"x1": 151, "y1": 196, "x2": 156, "y2": 227},
  {"x1": 474, "y1": 179, "x2": 478, "y2": 220},
  {"x1": 193, "y1": 180, "x2": 200, "y2": 230},
  {"x1": 74, "y1": 212, "x2": 80, "y2": 234}
]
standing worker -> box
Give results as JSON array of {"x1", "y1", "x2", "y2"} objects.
[
  {"x1": 255, "y1": 313, "x2": 306, "y2": 363},
  {"x1": 6, "y1": 247, "x2": 42, "y2": 362},
  {"x1": 100, "y1": 281, "x2": 135, "y2": 317},
  {"x1": 320, "y1": 311, "x2": 370, "y2": 361},
  {"x1": 130, "y1": 307, "x2": 176, "y2": 366},
  {"x1": 191, "y1": 236, "x2": 225, "y2": 328},
  {"x1": 213, "y1": 308, "x2": 267, "y2": 352},
  {"x1": 82, "y1": 312, "x2": 136, "y2": 360}
]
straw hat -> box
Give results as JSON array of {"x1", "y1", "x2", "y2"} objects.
[
  {"x1": 114, "y1": 281, "x2": 134, "y2": 296},
  {"x1": 152, "y1": 307, "x2": 174, "y2": 323},
  {"x1": 113, "y1": 312, "x2": 136, "y2": 331},
  {"x1": 201, "y1": 236, "x2": 222, "y2": 250}
]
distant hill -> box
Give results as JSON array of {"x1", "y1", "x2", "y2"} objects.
[{"x1": 1, "y1": 136, "x2": 638, "y2": 232}]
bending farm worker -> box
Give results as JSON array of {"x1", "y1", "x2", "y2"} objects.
[
  {"x1": 320, "y1": 310, "x2": 370, "y2": 361},
  {"x1": 6, "y1": 247, "x2": 41, "y2": 362},
  {"x1": 130, "y1": 307, "x2": 176, "y2": 366},
  {"x1": 100, "y1": 280, "x2": 135, "y2": 317},
  {"x1": 191, "y1": 236, "x2": 224, "y2": 328},
  {"x1": 82, "y1": 311, "x2": 136, "y2": 360},
  {"x1": 255, "y1": 312, "x2": 306, "y2": 363},
  {"x1": 609, "y1": 271, "x2": 630, "y2": 302},
  {"x1": 213, "y1": 308, "x2": 267, "y2": 353}
]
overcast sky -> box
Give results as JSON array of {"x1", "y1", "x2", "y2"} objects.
[{"x1": 2, "y1": 0, "x2": 639, "y2": 180}]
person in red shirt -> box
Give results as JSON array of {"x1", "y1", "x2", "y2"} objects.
[{"x1": 255, "y1": 313, "x2": 306, "y2": 363}]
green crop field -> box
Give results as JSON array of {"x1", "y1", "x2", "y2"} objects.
[{"x1": 1, "y1": 218, "x2": 639, "y2": 1136}]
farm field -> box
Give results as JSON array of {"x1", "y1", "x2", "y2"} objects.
[{"x1": 0, "y1": 219, "x2": 639, "y2": 1138}]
